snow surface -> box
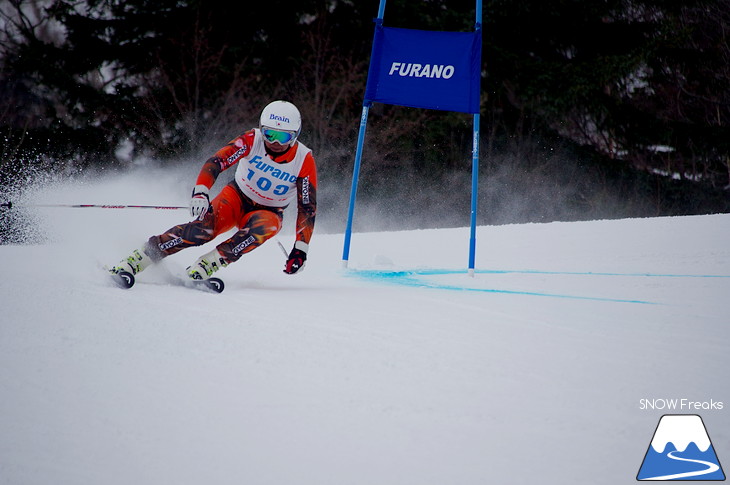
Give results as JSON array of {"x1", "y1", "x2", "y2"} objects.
[{"x1": 1, "y1": 169, "x2": 729, "y2": 485}]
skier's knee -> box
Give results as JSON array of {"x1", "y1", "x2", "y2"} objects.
[{"x1": 249, "y1": 211, "x2": 282, "y2": 239}]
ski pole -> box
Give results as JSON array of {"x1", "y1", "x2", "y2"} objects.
[
  {"x1": 1, "y1": 201, "x2": 187, "y2": 210},
  {"x1": 276, "y1": 239, "x2": 289, "y2": 257},
  {"x1": 4, "y1": 200, "x2": 295, "y2": 257}
]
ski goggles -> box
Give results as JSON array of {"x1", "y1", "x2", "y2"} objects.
[{"x1": 262, "y1": 127, "x2": 297, "y2": 145}]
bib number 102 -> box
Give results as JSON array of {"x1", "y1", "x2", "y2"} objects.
[{"x1": 245, "y1": 169, "x2": 290, "y2": 196}]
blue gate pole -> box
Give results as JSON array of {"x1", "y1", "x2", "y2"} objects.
[
  {"x1": 469, "y1": 113, "x2": 480, "y2": 276},
  {"x1": 342, "y1": 0, "x2": 387, "y2": 268},
  {"x1": 468, "y1": 0, "x2": 483, "y2": 276},
  {"x1": 377, "y1": 0, "x2": 386, "y2": 18},
  {"x1": 342, "y1": 104, "x2": 371, "y2": 267}
]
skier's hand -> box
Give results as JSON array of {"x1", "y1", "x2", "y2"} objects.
[
  {"x1": 284, "y1": 242, "x2": 308, "y2": 274},
  {"x1": 190, "y1": 184, "x2": 211, "y2": 221}
]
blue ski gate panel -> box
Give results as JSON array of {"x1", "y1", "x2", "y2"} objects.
[
  {"x1": 342, "y1": 0, "x2": 483, "y2": 270},
  {"x1": 364, "y1": 26, "x2": 481, "y2": 114}
]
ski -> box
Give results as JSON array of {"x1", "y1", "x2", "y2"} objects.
[
  {"x1": 104, "y1": 266, "x2": 224, "y2": 293},
  {"x1": 187, "y1": 276, "x2": 225, "y2": 293},
  {"x1": 205, "y1": 277, "x2": 225, "y2": 293},
  {"x1": 110, "y1": 270, "x2": 135, "y2": 289},
  {"x1": 172, "y1": 275, "x2": 225, "y2": 293}
]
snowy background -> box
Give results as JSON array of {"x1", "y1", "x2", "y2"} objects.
[{"x1": 1, "y1": 167, "x2": 729, "y2": 484}]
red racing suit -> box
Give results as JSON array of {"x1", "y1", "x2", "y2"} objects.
[{"x1": 146, "y1": 128, "x2": 317, "y2": 263}]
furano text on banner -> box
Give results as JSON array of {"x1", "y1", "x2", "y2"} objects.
[{"x1": 364, "y1": 26, "x2": 481, "y2": 114}]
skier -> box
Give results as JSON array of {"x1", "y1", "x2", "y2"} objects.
[{"x1": 107, "y1": 100, "x2": 317, "y2": 286}]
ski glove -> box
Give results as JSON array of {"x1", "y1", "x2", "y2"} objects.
[
  {"x1": 284, "y1": 241, "x2": 308, "y2": 275},
  {"x1": 190, "y1": 184, "x2": 211, "y2": 221}
]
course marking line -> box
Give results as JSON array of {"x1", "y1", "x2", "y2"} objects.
[{"x1": 346, "y1": 269, "x2": 667, "y2": 304}]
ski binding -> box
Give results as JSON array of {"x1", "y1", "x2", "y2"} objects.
[
  {"x1": 110, "y1": 270, "x2": 135, "y2": 289},
  {"x1": 176, "y1": 275, "x2": 225, "y2": 293},
  {"x1": 196, "y1": 277, "x2": 225, "y2": 293}
]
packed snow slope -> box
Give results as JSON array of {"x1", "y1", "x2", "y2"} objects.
[{"x1": 1, "y1": 170, "x2": 729, "y2": 485}]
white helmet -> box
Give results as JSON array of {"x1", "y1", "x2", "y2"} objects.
[{"x1": 259, "y1": 100, "x2": 301, "y2": 144}]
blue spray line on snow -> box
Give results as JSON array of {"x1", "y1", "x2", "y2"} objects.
[
  {"x1": 347, "y1": 270, "x2": 652, "y2": 304},
  {"x1": 387, "y1": 268, "x2": 730, "y2": 279},
  {"x1": 346, "y1": 269, "x2": 730, "y2": 304}
]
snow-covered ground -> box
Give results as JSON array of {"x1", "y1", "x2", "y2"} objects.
[{"x1": 1, "y1": 169, "x2": 729, "y2": 484}]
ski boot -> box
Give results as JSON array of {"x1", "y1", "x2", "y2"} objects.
[
  {"x1": 107, "y1": 248, "x2": 154, "y2": 289},
  {"x1": 187, "y1": 249, "x2": 228, "y2": 281},
  {"x1": 186, "y1": 249, "x2": 227, "y2": 292}
]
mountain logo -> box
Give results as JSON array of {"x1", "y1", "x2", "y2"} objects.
[{"x1": 637, "y1": 414, "x2": 726, "y2": 481}]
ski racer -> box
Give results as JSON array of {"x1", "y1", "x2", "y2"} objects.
[{"x1": 108, "y1": 100, "x2": 317, "y2": 282}]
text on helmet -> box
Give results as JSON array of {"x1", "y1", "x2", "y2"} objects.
[{"x1": 269, "y1": 114, "x2": 291, "y2": 123}]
